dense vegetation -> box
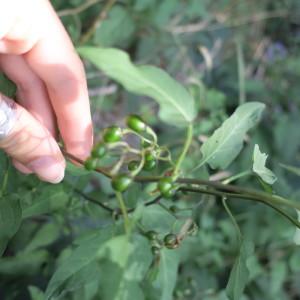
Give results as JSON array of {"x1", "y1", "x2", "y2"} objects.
[{"x1": 0, "y1": 0, "x2": 300, "y2": 299}]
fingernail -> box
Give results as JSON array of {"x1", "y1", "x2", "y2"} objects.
[{"x1": 27, "y1": 156, "x2": 65, "y2": 184}]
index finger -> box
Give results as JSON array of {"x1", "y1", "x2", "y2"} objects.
[{"x1": 24, "y1": 0, "x2": 93, "y2": 159}]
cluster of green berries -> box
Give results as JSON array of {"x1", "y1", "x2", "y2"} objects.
[
  {"x1": 84, "y1": 115, "x2": 159, "y2": 192},
  {"x1": 84, "y1": 115, "x2": 179, "y2": 198},
  {"x1": 145, "y1": 230, "x2": 179, "y2": 255},
  {"x1": 157, "y1": 177, "x2": 177, "y2": 198}
]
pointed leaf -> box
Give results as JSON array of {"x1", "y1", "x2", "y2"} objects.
[
  {"x1": 253, "y1": 144, "x2": 277, "y2": 185},
  {"x1": 78, "y1": 47, "x2": 196, "y2": 127},
  {"x1": 226, "y1": 240, "x2": 254, "y2": 300},
  {"x1": 198, "y1": 102, "x2": 265, "y2": 169},
  {"x1": 99, "y1": 234, "x2": 152, "y2": 300},
  {"x1": 45, "y1": 228, "x2": 114, "y2": 299},
  {"x1": 152, "y1": 249, "x2": 180, "y2": 300}
]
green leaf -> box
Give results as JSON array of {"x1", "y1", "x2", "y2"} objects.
[
  {"x1": 28, "y1": 286, "x2": 45, "y2": 300},
  {"x1": 252, "y1": 144, "x2": 277, "y2": 185},
  {"x1": 78, "y1": 47, "x2": 196, "y2": 127},
  {"x1": 197, "y1": 102, "x2": 265, "y2": 170},
  {"x1": 141, "y1": 204, "x2": 175, "y2": 232},
  {"x1": 0, "y1": 194, "x2": 22, "y2": 256},
  {"x1": 66, "y1": 161, "x2": 90, "y2": 176},
  {"x1": 270, "y1": 261, "x2": 287, "y2": 295},
  {"x1": 226, "y1": 240, "x2": 254, "y2": 300},
  {"x1": 24, "y1": 222, "x2": 60, "y2": 253},
  {"x1": 57, "y1": 262, "x2": 101, "y2": 300},
  {"x1": 0, "y1": 250, "x2": 48, "y2": 276},
  {"x1": 152, "y1": 249, "x2": 180, "y2": 300},
  {"x1": 22, "y1": 186, "x2": 69, "y2": 219},
  {"x1": 94, "y1": 6, "x2": 136, "y2": 47},
  {"x1": 98, "y1": 234, "x2": 152, "y2": 300},
  {"x1": 45, "y1": 227, "x2": 114, "y2": 300}
]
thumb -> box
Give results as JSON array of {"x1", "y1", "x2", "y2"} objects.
[{"x1": 0, "y1": 93, "x2": 65, "y2": 183}]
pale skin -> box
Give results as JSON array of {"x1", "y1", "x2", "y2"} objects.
[{"x1": 0, "y1": 0, "x2": 93, "y2": 183}]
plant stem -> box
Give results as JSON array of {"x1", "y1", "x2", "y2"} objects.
[
  {"x1": 222, "y1": 170, "x2": 252, "y2": 184},
  {"x1": 173, "y1": 123, "x2": 193, "y2": 177},
  {"x1": 58, "y1": 0, "x2": 103, "y2": 17},
  {"x1": 80, "y1": 0, "x2": 116, "y2": 44},
  {"x1": 116, "y1": 192, "x2": 130, "y2": 235},
  {"x1": 180, "y1": 186, "x2": 300, "y2": 229},
  {"x1": 235, "y1": 36, "x2": 246, "y2": 105},
  {"x1": 0, "y1": 158, "x2": 9, "y2": 197},
  {"x1": 63, "y1": 151, "x2": 300, "y2": 215},
  {"x1": 222, "y1": 197, "x2": 242, "y2": 243},
  {"x1": 74, "y1": 188, "x2": 114, "y2": 212}
]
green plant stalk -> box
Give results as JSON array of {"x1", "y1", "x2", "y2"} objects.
[
  {"x1": 80, "y1": 0, "x2": 116, "y2": 44},
  {"x1": 145, "y1": 126, "x2": 158, "y2": 144},
  {"x1": 107, "y1": 141, "x2": 141, "y2": 155},
  {"x1": 173, "y1": 123, "x2": 193, "y2": 177},
  {"x1": 131, "y1": 151, "x2": 145, "y2": 177},
  {"x1": 222, "y1": 170, "x2": 252, "y2": 184},
  {"x1": 235, "y1": 36, "x2": 246, "y2": 105},
  {"x1": 122, "y1": 129, "x2": 156, "y2": 147},
  {"x1": 58, "y1": 0, "x2": 103, "y2": 17},
  {"x1": 115, "y1": 192, "x2": 130, "y2": 235},
  {"x1": 222, "y1": 197, "x2": 242, "y2": 243},
  {"x1": 63, "y1": 151, "x2": 300, "y2": 214},
  {"x1": 110, "y1": 155, "x2": 125, "y2": 176},
  {"x1": 180, "y1": 186, "x2": 300, "y2": 229}
]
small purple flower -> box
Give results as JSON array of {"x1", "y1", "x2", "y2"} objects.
[{"x1": 264, "y1": 42, "x2": 287, "y2": 62}]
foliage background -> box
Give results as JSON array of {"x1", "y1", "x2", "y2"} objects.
[{"x1": 0, "y1": 0, "x2": 300, "y2": 299}]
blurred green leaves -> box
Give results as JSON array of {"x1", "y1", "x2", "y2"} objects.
[
  {"x1": 226, "y1": 240, "x2": 254, "y2": 300},
  {"x1": 0, "y1": 194, "x2": 21, "y2": 256}
]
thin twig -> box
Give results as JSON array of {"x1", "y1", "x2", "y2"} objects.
[
  {"x1": 89, "y1": 85, "x2": 117, "y2": 97},
  {"x1": 74, "y1": 188, "x2": 114, "y2": 212},
  {"x1": 116, "y1": 192, "x2": 130, "y2": 235},
  {"x1": 58, "y1": 0, "x2": 103, "y2": 17},
  {"x1": 80, "y1": 0, "x2": 117, "y2": 44},
  {"x1": 168, "y1": 10, "x2": 292, "y2": 34},
  {"x1": 222, "y1": 197, "x2": 242, "y2": 243}
]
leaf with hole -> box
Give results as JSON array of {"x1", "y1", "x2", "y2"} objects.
[{"x1": 253, "y1": 144, "x2": 277, "y2": 185}]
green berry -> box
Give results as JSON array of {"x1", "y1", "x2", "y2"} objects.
[
  {"x1": 128, "y1": 160, "x2": 140, "y2": 172},
  {"x1": 111, "y1": 174, "x2": 132, "y2": 192},
  {"x1": 145, "y1": 151, "x2": 155, "y2": 161},
  {"x1": 146, "y1": 230, "x2": 158, "y2": 241},
  {"x1": 91, "y1": 143, "x2": 106, "y2": 159},
  {"x1": 164, "y1": 233, "x2": 178, "y2": 249},
  {"x1": 158, "y1": 178, "x2": 176, "y2": 198},
  {"x1": 84, "y1": 157, "x2": 98, "y2": 170},
  {"x1": 143, "y1": 159, "x2": 156, "y2": 171},
  {"x1": 126, "y1": 114, "x2": 146, "y2": 133},
  {"x1": 103, "y1": 126, "x2": 122, "y2": 143}
]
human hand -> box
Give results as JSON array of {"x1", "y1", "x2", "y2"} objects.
[{"x1": 0, "y1": 0, "x2": 93, "y2": 183}]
